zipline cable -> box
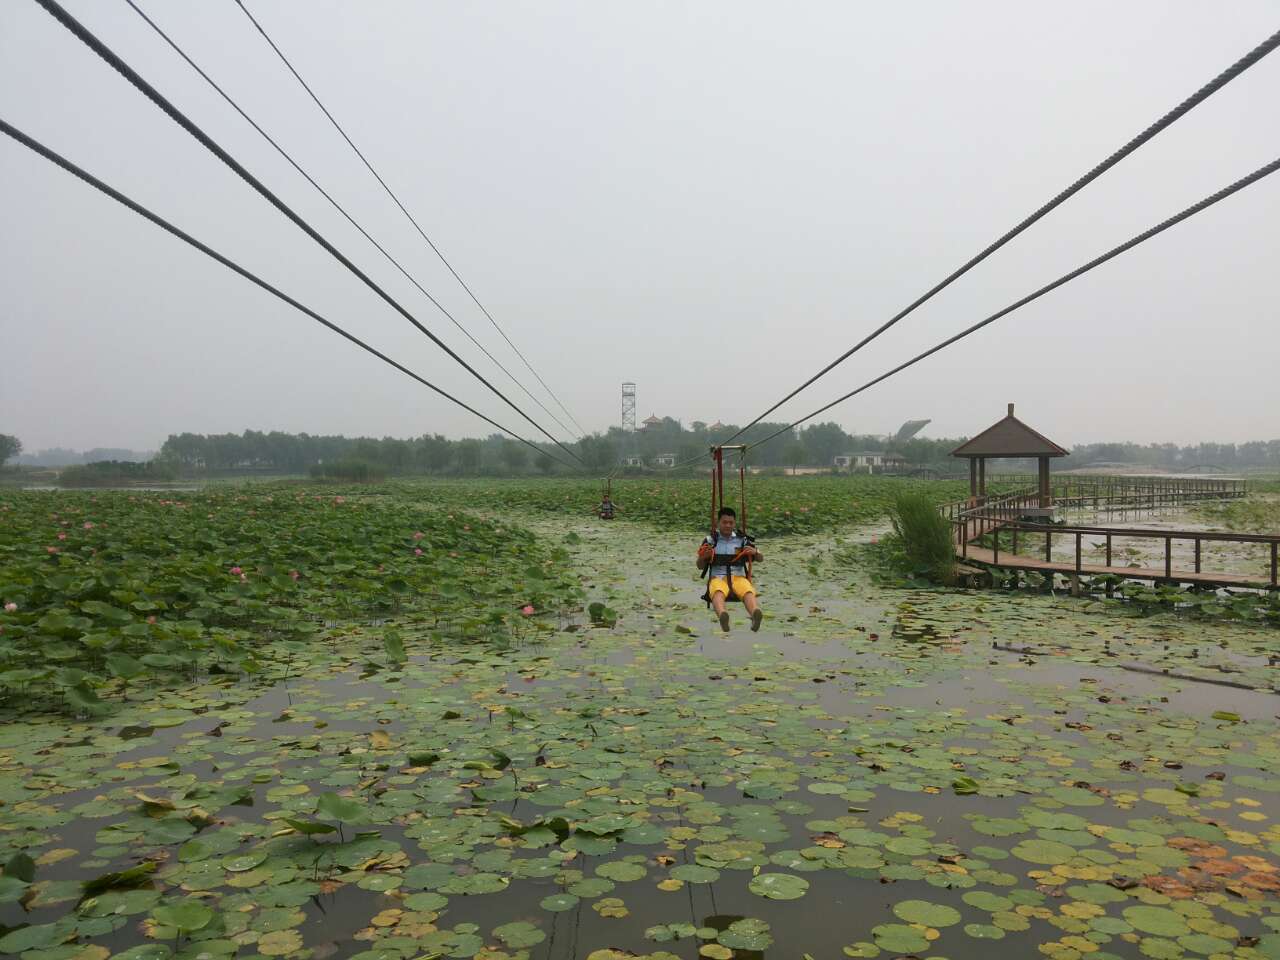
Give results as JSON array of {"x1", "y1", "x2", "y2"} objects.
[
  {"x1": 122, "y1": 0, "x2": 579, "y2": 443},
  {"x1": 32, "y1": 0, "x2": 583, "y2": 465},
  {"x1": 723, "y1": 26, "x2": 1280, "y2": 446},
  {"x1": 0, "y1": 118, "x2": 575, "y2": 468},
  {"x1": 232, "y1": 0, "x2": 590, "y2": 439},
  {"x1": 744, "y1": 155, "x2": 1280, "y2": 453}
]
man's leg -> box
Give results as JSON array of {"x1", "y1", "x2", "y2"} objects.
[
  {"x1": 742, "y1": 589, "x2": 764, "y2": 632},
  {"x1": 710, "y1": 590, "x2": 730, "y2": 632}
]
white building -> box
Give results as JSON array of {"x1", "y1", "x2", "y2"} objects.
[{"x1": 835, "y1": 452, "x2": 906, "y2": 472}]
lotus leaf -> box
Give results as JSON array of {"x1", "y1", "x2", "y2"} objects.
[{"x1": 747, "y1": 873, "x2": 808, "y2": 900}]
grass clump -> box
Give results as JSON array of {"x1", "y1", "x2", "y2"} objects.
[{"x1": 887, "y1": 491, "x2": 956, "y2": 584}]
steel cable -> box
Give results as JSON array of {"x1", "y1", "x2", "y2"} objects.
[
  {"x1": 33, "y1": 0, "x2": 583, "y2": 464},
  {"x1": 122, "y1": 0, "x2": 579, "y2": 443},
  {"x1": 724, "y1": 26, "x2": 1280, "y2": 446},
  {"x1": 0, "y1": 118, "x2": 574, "y2": 467},
  {"x1": 232, "y1": 0, "x2": 589, "y2": 438},
  {"x1": 746, "y1": 155, "x2": 1280, "y2": 453}
]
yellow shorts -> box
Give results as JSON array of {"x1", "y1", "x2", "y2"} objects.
[{"x1": 707, "y1": 576, "x2": 755, "y2": 600}]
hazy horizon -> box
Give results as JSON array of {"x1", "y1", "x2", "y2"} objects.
[{"x1": 4, "y1": 1, "x2": 1278, "y2": 452}]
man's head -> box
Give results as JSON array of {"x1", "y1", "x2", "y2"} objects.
[{"x1": 717, "y1": 506, "x2": 736, "y2": 537}]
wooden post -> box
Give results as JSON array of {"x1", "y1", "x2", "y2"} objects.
[
  {"x1": 1075, "y1": 532, "x2": 1082, "y2": 573},
  {"x1": 1164, "y1": 537, "x2": 1172, "y2": 579},
  {"x1": 978, "y1": 457, "x2": 986, "y2": 500},
  {"x1": 1271, "y1": 541, "x2": 1277, "y2": 588},
  {"x1": 1194, "y1": 538, "x2": 1201, "y2": 574},
  {"x1": 1105, "y1": 533, "x2": 1112, "y2": 567},
  {"x1": 969, "y1": 457, "x2": 977, "y2": 502},
  {"x1": 1045, "y1": 528, "x2": 1052, "y2": 563},
  {"x1": 1038, "y1": 456, "x2": 1050, "y2": 510}
]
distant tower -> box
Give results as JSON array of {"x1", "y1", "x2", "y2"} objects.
[{"x1": 621, "y1": 382, "x2": 636, "y2": 433}]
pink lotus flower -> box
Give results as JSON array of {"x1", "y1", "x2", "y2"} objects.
[
  {"x1": 83, "y1": 522, "x2": 94, "y2": 529},
  {"x1": 520, "y1": 605, "x2": 535, "y2": 616},
  {"x1": 414, "y1": 548, "x2": 423, "y2": 556},
  {"x1": 3, "y1": 602, "x2": 16, "y2": 613},
  {"x1": 239, "y1": 574, "x2": 247, "y2": 582},
  {"x1": 47, "y1": 546, "x2": 58, "y2": 555},
  {"x1": 56, "y1": 532, "x2": 67, "y2": 541},
  {"x1": 412, "y1": 531, "x2": 425, "y2": 540},
  {"x1": 229, "y1": 566, "x2": 243, "y2": 575},
  {"x1": 146, "y1": 615, "x2": 157, "y2": 625},
  {"x1": 333, "y1": 496, "x2": 345, "y2": 504},
  {"x1": 289, "y1": 570, "x2": 300, "y2": 581}
]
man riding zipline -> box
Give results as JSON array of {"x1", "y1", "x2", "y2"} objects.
[
  {"x1": 697, "y1": 505, "x2": 763, "y2": 633},
  {"x1": 597, "y1": 493, "x2": 618, "y2": 520}
]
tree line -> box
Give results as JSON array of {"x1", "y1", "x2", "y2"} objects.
[
  {"x1": 151, "y1": 423, "x2": 955, "y2": 476},
  {"x1": 6, "y1": 427, "x2": 1279, "y2": 477}
]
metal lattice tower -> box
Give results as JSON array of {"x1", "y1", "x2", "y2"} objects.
[{"x1": 621, "y1": 382, "x2": 636, "y2": 432}]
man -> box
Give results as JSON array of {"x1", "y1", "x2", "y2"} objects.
[
  {"x1": 598, "y1": 494, "x2": 618, "y2": 520},
  {"x1": 696, "y1": 506, "x2": 763, "y2": 633}
]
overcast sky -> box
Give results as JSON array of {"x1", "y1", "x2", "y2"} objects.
[{"x1": 2, "y1": 1, "x2": 1277, "y2": 452}]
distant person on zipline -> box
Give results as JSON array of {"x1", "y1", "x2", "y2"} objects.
[
  {"x1": 697, "y1": 506, "x2": 763, "y2": 633},
  {"x1": 598, "y1": 494, "x2": 618, "y2": 520}
]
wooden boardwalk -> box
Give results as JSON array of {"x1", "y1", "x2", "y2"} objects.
[
  {"x1": 960, "y1": 542, "x2": 1274, "y2": 590},
  {"x1": 945, "y1": 480, "x2": 1278, "y2": 591}
]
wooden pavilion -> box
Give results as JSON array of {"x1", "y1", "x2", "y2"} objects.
[{"x1": 951, "y1": 403, "x2": 1068, "y2": 515}]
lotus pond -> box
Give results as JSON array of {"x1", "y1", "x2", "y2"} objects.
[{"x1": 2, "y1": 480, "x2": 1280, "y2": 960}]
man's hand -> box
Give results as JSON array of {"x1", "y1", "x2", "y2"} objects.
[{"x1": 697, "y1": 542, "x2": 714, "y2": 562}]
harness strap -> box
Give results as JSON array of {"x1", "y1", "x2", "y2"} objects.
[{"x1": 701, "y1": 531, "x2": 754, "y2": 606}]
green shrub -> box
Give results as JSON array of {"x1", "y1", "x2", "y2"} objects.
[
  {"x1": 888, "y1": 491, "x2": 956, "y2": 584},
  {"x1": 309, "y1": 459, "x2": 386, "y2": 482},
  {"x1": 57, "y1": 460, "x2": 178, "y2": 486}
]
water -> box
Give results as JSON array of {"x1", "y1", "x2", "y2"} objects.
[{"x1": 2, "y1": 515, "x2": 1278, "y2": 959}]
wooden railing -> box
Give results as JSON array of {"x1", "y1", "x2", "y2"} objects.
[
  {"x1": 942, "y1": 484, "x2": 1277, "y2": 589},
  {"x1": 941, "y1": 488, "x2": 1038, "y2": 544},
  {"x1": 985, "y1": 473, "x2": 1246, "y2": 510},
  {"x1": 971, "y1": 518, "x2": 1279, "y2": 589}
]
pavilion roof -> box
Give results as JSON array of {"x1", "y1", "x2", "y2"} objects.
[{"x1": 950, "y1": 404, "x2": 1068, "y2": 459}]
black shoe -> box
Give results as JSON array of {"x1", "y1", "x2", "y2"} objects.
[
  {"x1": 750, "y1": 609, "x2": 763, "y2": 632},
  {"x1": 719, "y1": 611, "x2": 730, "y2": 633}
]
